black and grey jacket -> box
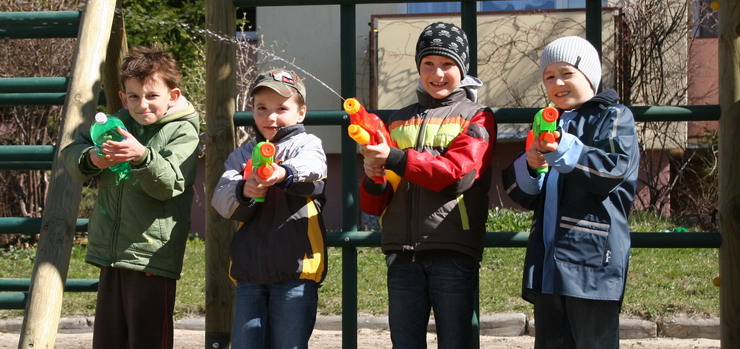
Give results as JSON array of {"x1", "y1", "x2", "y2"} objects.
[{"x1": 211, "y1": 124, "x2": 328, "y2": 285}]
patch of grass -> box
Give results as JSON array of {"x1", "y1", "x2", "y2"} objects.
[
  {"x1": 0, "y1": 210, "x2": 719, "y2": 320},
  {"x1": 625, "y1": 247, "x2": 719, "y2": 320},
  {"x1": 0, "y1": 237, "x2": 207, "y2": 320}
]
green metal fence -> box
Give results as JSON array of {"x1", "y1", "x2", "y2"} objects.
[{"x1": 0, "y1": 2, "x2": 723, "y2": 348}]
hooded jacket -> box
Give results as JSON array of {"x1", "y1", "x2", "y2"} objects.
[
  {"x1": 360, "y1": 78, "x2": 497, "y2": 261},
  {"x1": 62, "y1": 96, "x2": 200, "y2": 280},
  {"x1": 502, "y1": 90, "x2": 639, "y2": 303},
  {"x1": 211, "y1": 124, "x2": 328, "y2": 285}
]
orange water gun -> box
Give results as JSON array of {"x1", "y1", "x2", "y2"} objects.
[{"x1": 344, "y1": 98, "x2": 400, "y2": 190}]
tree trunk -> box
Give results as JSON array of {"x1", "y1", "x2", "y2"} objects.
[{"x1": 205, "y1": 0, "x2": 236, "y2": 347}]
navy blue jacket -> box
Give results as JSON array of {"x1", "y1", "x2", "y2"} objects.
[{"x1": 502, "y1": 90, "x2": 639, "y2": 303}]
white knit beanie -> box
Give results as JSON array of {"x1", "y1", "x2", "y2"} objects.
[{"x1": 540, "y1": 36, "x2": 601, "y2": 92}]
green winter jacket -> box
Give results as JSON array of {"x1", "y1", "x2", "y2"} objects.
[{"x1": 61, "y1": 96, "x2": 200, "y2": 279}]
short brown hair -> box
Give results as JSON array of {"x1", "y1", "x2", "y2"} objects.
[{"x1": 120, "y1": 45, "x2": 181, "y2": 89}]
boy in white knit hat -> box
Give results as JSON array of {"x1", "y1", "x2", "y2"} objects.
[{"x1": 502, "y1": 36, "x2": 640, "y2": 348}]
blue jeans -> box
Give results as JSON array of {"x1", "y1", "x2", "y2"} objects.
[
  {"x1": 386, "y1": 250, "x2": 479, "y2": 349},
  {"x1": 231, "y1": 279, "x2": 318, "y2": 349},
  {"x1": 533, "y1": 293, "x2": 621, "y2": 349}
]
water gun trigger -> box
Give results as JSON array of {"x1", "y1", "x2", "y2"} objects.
[
  {"x1": 540, "y1": 132, "x2": 557, "y2": 144},
  {"x1": 243, "y1": 159, "x2": 253, "y2": 178}
]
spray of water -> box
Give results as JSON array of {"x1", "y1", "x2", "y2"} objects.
[{"x1": 172, "y1": 22, "x2": 346, "y2": 102}]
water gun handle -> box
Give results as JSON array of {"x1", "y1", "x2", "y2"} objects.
[{"x1": 244, "y1": 141, "x2": 276, "y2": 202}]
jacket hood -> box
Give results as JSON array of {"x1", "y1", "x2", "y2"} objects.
[{"x1": 154, "y1": 95, "x2": 199, "y2": 128}]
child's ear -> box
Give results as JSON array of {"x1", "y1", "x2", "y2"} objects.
[
  {"x1": 168, "y1": 88, "x2": 182, "y2": 107},
  {"x1": 297, "y1": 104, "x2": 307, "y2": 123},
  {"x1": 118, "y1": 91, "x2": 127, "y2": 108}
]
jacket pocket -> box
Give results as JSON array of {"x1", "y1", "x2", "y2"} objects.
[{"x1": 553, "y1": 214, "x2": 610, "y2": 268}]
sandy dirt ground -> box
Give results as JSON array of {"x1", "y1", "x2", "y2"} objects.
[{"x1": 0, "y1": 328, "x2": 721, "y2": 348}]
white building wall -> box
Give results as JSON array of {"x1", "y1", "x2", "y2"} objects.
[{"x1": 257, "y1": 4, "x2": 399, "y2": 154}]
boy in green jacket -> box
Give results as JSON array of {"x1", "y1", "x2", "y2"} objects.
[{"x1": 61, "y1": 46, "x2": 200, "y2": 349}]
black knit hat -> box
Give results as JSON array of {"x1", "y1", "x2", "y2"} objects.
[{"x1": 415, "y1": 22, "x2": 469, "y2": 76}]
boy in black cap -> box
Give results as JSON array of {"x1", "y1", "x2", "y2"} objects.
[
  {"x1": 212, "y1": 69, "x2": 328, "y2": 348},
  {"x1": 358, "y1": 22, "x2": 496, "y2": 347}
]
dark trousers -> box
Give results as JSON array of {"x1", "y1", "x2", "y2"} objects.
[
  {"x1": 93, "y1": 267, "x2": 177, "y2": 349},
  {"x1": 386, "y1": 250, "x2": 479, "y2": 349},
  {"x1": 533, "y1": 293, "x2": 620, "y2": 349}
]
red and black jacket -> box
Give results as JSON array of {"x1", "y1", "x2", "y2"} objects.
[{"x1": 360, "y1": 87, "x2": 496, "y2": 261}]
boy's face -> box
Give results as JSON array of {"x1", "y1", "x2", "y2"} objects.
[
  {"x1": 252, "y1": 88, "x2": 306, "y2": 140},
  {"x1": 419, "y1": 55, "x2": 462, "y2": 100},
  {"x1": 543, "y1": 62, "x2": 595, "y2": 110},
  {"x1": 119, "y1": 73, "x2": 180, "y2": 125}
]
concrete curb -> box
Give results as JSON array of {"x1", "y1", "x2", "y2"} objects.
[{"x1": 0, "y1": 314, "x2": 720, "y2": 339}]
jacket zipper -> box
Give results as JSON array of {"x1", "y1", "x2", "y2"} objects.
[
  {"x1": 411, "y1": 109, "x2": 431, "y2": 259},
  {"x1": 111, "y1": 178, "x2": 124, "y2": 263}
]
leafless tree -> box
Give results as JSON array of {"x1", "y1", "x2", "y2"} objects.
[{"x1": 618, "y1": 0, "x2": 719, "y2": 229}]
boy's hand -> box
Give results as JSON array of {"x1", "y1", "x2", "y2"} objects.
[
  {"x1": 253, "y1": 163, "x2": 287, "y2": 187},
  {"x1": 99, "y1": 127, "x2": 147, "y2": 163},
  {"x1": 359, "y1": 130, "x2": 390, "y2": 167},
  {"x1": 533, "y1": 130, "x2": 561, "y2": 153},
  {"x1": 526, "y1": 146, "x2": 549, "y2": 171},
  {"x1": 363, "y1": 158, "x2": 386, "y2": 178},
  {"x1": 89, "y1": 150, "x2": 118, "y2": 169},
  {"x1": 242, "y1": 172, "x2": 269, "y2": 199}
]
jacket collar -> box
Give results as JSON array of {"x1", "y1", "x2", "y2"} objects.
[
  {"x1": 582, "y1": 89, "x2": 620, "y2": 108},
  {"x1": 416, "y1": 88, "x2": 468, "y2": 108}
]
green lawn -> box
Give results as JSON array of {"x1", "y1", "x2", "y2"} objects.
[{"x1": 0, "y1": 210, "x2": 719, "y2": 321}]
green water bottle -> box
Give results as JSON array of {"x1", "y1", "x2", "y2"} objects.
[{"x1": 90, "y1": 112, "x2": 131, "y2": 180}]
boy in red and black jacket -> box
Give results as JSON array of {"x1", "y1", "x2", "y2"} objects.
[{"x1": 359, "y1": 22, "x2": 496, "y2": 348}]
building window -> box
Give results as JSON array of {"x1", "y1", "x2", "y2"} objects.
[{"x1": 692, "y1": 0, "x2": 718, "y2": 38}]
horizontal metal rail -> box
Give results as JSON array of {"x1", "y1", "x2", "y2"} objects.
[
  {"x1": 0, "y1": 11, "x2": 81, "y2": 39},
  {"x1": 0, "y1": 145, "x2": 55, "y2": 170},
  {"x1": 0, "y1": 218, "x2": 88, "y2": 235},
  {"x1": 0, "y1": 93, "x2": 67, "y2": 106},
  {"x1": 0, "y1": 105, "x2": 719, "y2": 171},
  {"x1": 0, "y1": 279, "x2": 98, "y2": 292},
  {"x1": 0, "y1": 92, "x2": 106, "y2": 106},
  {"x1": 235, "y1": 105, "x2": 720, "y2": 126},
  {"x1": 0, "y1": 77, "x2": 70, "y2": 93},
  {"x1": 0, "y1": 230, "x2": 719, "y2": 308},
  {"x1": 0, "y1": 145, "x2": 55, "y2": 161},
  {"x1": 326, "y1": 231, "x2": 722, "y2": 248},
  {"x1": 0, "y1": 216, "x2": 721, "y2": 246},
  {"x1": 0, "y1": 280, "x2": 100, "y2": 309},
  {"x1": 0, "y1": 293, "x2": 26, "y2": 310}
]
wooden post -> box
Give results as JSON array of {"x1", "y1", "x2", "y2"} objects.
[
  {"x1": 18, "y1": 1, "x2": 118, "y2": 348},
  {"x1": 718, "y1": 0, "x2": 740, "y2": 347},
  {"x1": 205, "y1": 0, "x2": 236, "y2": 347},
  {"x1": 102, "y1": 0, "x2": 127, "y2": 114}
]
